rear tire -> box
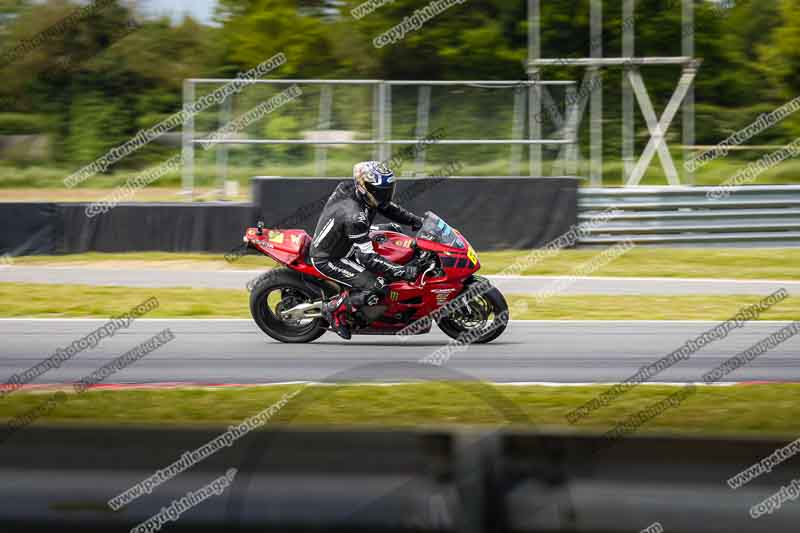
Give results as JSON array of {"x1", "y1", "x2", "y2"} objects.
[
  {"x1": 249, "y1": 268, "x2": 327, "y2": 344},
  {"x1": 436, "y1": 278, "x2": 509, "y2": 344}
]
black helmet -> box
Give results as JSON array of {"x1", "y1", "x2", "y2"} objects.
[{"x1": 353, "y1": 160, "x2": 396, "y2": 208}]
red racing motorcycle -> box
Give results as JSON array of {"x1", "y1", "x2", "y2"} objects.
[{"x1": 241, "y1": 212, "x2": 508, "y2": 343}]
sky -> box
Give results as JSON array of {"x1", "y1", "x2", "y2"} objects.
[{"x1": 141, "y1": 0, "x2": 218, "y2": 25}]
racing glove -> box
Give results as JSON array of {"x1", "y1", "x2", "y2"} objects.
[
  {"x1": 401, "y1": 264, "x2": 419, "y2": 282},
  {"x1": 371, "y1": 223, "x2": 403, "y2": 233}
]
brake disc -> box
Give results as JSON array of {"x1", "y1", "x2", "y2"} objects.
[{"x1": 453, "y1": 296, "x2": 491, "y2": 329}]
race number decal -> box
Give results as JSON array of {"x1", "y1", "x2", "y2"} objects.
[{"x1": 467, "y1": 246, "x2": 478, "y2": 265}]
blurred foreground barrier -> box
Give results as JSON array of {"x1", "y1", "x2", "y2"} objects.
[
  {"x1": 0, "y1": 426, "x2": 797, "y2": 532},
  {"x1": 579, "y1": 185, "x2": 800, "y2": 245}
]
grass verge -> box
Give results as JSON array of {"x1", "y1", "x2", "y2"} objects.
[
  {"x1": 478, "y1": 247, "x2": 800, "y2": 280},
  {"x1": 0, "y1": 283, "x2": 798, "y2": 320},
  {"x1": 8, "y1": 251, "x2": 274, "y2": 270},
  {"x1": 1, "y1": 384, "x2": 798, "y2": 437},
  {"x1": 9, "y1": 248, "x2": 800, "y2": 280},
  {"x1": 0, "y1": 187, "x2": 244, "y2": 203}
]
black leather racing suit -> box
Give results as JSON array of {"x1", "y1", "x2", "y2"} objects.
[{"x1": 309, "y1": 181, "x2": 423, "y2": 305}]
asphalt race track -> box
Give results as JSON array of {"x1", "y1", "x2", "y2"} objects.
[
  {"x1": 1, "y1": 266, "x2": 798, "y2": 295},
  {"x1": 2, "y1": 319, "x2": 798, "y2": 385}
]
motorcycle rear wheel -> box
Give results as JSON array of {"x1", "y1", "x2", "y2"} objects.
[
  {"x1": 435, "y1": 279, "x2": 509, "y2": 344},
  {"x1": 249, "y1": 268, "x2": 327, "y2": 343}
]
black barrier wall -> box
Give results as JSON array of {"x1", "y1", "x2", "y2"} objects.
[
  {"x1": 0, "y1": 177, "x2": 577, "y2": 255},
  {"x1": 253, "y1": 176, "x2": 578, "y2": 250},
  {"x1": 60, "y1": 203, "x2": 257, "y2": 253},
  {"x1": 0, "y1": 203, "x2": 59, "y2": 255},
  {"x1": 0, "y1": 203, "x2": 257, "y2": 255}
]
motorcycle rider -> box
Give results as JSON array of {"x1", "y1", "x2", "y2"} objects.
[{"x1": 310, "y1": 161, "x2": 424, "y2": 339}]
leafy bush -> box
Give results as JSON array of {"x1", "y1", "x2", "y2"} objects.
[{"x1": 0, "y1": 113, "x2": 51, "y2": 135}]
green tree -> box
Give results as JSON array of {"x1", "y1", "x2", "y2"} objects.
[
  {"x1": 761, "y1": 0, "x2": 800, "y2": 98},
  {"x1": 216, "y1": 0, "x2": 342, "y2": 77}
]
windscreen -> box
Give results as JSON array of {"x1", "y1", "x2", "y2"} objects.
[{"x1": 416, "y1": 212, "x2": 465, "y2": 249}]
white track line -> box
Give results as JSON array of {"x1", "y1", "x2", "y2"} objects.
[
  {"x1": 0, "y1": 318, "x2": 796, "y2": 325},
  {"x1": 6, "y1": 267, "x2": 800, "y2": 284},
  {"x1": 9, "y1": 381, "x2": 785, "y2": 391},
  {"x1": 489, "y1": 274, "x2": 800, "y2": 285}
]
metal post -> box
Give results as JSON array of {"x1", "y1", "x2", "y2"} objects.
[
  {"x1": 622, "y1": 0, "x2": 635, "y2": 183},
  {"x1": 182, "y1": 80, "x2": 195, "y2": 200},
  {"x1": 314, "y1": 84, "x2": 333, "y2": 177},
  {"x1": 590, "y1": 0, "x2": 602, "y2": 185},
  {"x1": 511, "y1": 86, "x2": 526, "y2": 176},
  {"x1": 377, "y1": 82, "x2": 388, "y2": 161},
  {"x1": 590, "y1": 66, "x2": 602, "y2": 184},
  {"x1": 528, "y1": 0, "x2": 539, "y2": 68},
  {"x1": 414, "y1": 85, "x2": 431, "y2": 176},
  {"x1": 216, "y1": 95, "x2": 232, "y2": 200},
  {"x1": 529, "y1": 75, "x2": 543, "y2": 177},
  {"x1": 564, "y1": 84, "x2": 579, "y2": 176},
  {"x1": 683, "y1": 0, "x2": 695, "y2": 185},
  {"x1": 372, "y1": 83, "x2": 381, "y2": 160},
  {"x1": 528, "y1": 0, "x2": 542, "y2": 177},
  {"x1": 384, "y1": 83, "x2": 392, "y2": 163},
  {"x1": 555, "y1": 72, "x2": 592, "y2": 175}
]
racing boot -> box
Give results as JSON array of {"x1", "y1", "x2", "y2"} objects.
[{"x1": 322, "y1": 292, "x2": 352, "y2": 340}]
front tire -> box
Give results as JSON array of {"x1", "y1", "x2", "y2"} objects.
[
  {"x1": 249, "y1": 268, "x2": 327, "y2": 343},
  {"x1": 436, "y1": 278, "x2": 509, "y2": 344}
]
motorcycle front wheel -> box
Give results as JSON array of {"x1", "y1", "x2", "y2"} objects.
[{"x1": 435, "y1": 278, "x2": 509, "y2": 344}]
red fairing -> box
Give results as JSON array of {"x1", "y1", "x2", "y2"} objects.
[
  {"x1": 417, "y1": 230, "x2": 480, "y2": 281},
  {"x1": 371, "y1": 231, "x2": 416, "y2": 264},
  {"x1": 244, "y1": 227, "x2": 326, "y2": 279},
  {"x1": 415, "y1": 238, "x2": 453, "y2": 254}
]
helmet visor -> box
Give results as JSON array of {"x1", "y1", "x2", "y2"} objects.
[{"x1": 367, "y1": 183, "x2": 395, "y2": 206}]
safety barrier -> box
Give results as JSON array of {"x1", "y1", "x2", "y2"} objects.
[
  {"x1": 0, "y1": 426, "x2": 797, "y2": 532},
  {"x1": 0, "y1": 177, "x2": 578, "y2": 255},
  {"x1": 578, "y1": 185, "x2": 800, "y2": 245},
  {"x1": 252, "y1": 176, "x2": 578, "y2": 251}
]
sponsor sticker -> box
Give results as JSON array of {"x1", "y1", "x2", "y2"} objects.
[
  {"x1": 268, "y1": 230, "x2": 284, "y2": 244},
  {"x1": 432, "y1": 288, "x2": 456, "y2": 305}
]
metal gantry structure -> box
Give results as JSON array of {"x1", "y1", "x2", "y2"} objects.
[
  {"x1": 527, "y1": 0, "x2": 699, "y2": 186},
  {"x1": 182, "y1": 79, "x2": 577, "y2": 197},
  {"x1": 182, "y1": 0, "x2": 700, "y2": 196}
]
